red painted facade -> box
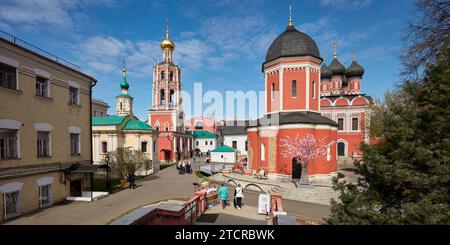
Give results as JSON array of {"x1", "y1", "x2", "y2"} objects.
[
  {"x1": 148, "y1": 23, "x2": 192, "y2": 162},
  {"x1": 248, "y1": 20, "x2": 338, "y2": 181}
]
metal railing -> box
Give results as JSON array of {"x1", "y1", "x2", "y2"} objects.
[{"x1": 0, "y1": 29, "x2": 81, "y2": 70}]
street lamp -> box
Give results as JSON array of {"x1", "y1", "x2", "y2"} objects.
[{"x1": 104, "y1": 155, "x2": 112, "y2": 193}]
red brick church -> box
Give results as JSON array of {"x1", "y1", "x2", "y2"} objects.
[{"x1": 247, "y1": 10, "x2": 372, "y2": 182}]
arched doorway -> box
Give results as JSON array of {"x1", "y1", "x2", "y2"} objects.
[
  {"x1": 292, "y1": 158, "x2": 302, "y2": 179},
  {"x1": 337, "y1": 142, "x2": 346, "y2": 156}
]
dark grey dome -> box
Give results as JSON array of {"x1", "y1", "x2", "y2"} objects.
[
  {"x1": 346, "y1": 60, "x2": 365, "y2": 77},
  {"x1": 329, "y1": 57, "x2": 345, "y2": 76},
  {"x1": 321, "y1": 63, "x2": 332, "y2": 79},
  {"x1": 265, "y1": 25, "x2": 321, "y2": 63}
]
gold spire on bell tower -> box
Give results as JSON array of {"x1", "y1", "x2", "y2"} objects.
[{"x1": 160, "y1": 17, "x2": 175, "y2": 51}]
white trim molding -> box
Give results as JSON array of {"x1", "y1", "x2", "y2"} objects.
[
  {"x1": 67, "y1": 80, "x2": 80, "y2": 88},
  {"x1": 36, "y1": 177, "x2": 54, "y2": 186},
  {"x1": 0, "y1": 55, "x2": 19, "y2": 68},
  {"x1": 35, "y1": 122, "x2": 53, "y2": 132},
  {"x1": 34, "y1": 68, "x2": 51, "y2": 79},
  {"x1": 68, "y1": 126, "x2": 81, "y2": 134},
  {"x1": 0, "y1": 182, "x2": 23, "y2": 193},
  {"x1": 0, "y1": 119, "x2": 22, "y2": 129}
]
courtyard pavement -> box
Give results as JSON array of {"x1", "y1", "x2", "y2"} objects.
[
  {"x1": 4, "y1": 161, "x2": 331, "y2": 225},
  {"x1": 5, "y1": 164, "x2": 198, "y2": 225}
]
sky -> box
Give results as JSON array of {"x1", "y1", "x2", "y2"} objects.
[{"x1": 0, "y1": 0, "x2": 416, "y2": 121}]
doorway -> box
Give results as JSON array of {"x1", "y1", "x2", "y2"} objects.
[
  {"x1": 292, "y1": 158, "x2": 302, "y2": 179},
  {"x1": 70, "y1": 180, "x2": 81, "y2": 197}
]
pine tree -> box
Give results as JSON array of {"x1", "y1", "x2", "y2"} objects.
[{"x1": 327, "y1": 43, "x2": 450, "y2": 225}]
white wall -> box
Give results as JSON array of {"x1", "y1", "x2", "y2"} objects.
[
  {"x1": 194, "y1": 138, "x2": 217, "y2": 153},
  {"x1": 223, "y1": 135, "x2": 247, "y2": 156},
  {"x1": 211, "y1": 152, "x2": 236, "y2": 163}
]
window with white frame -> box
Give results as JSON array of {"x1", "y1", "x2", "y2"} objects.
[
  {"x1": 39, "y1": 184, "x2": 52, "y2": 208},
  {"x1": 36, "y1": 76, "x2": 49, "y2": 97},
  {"x1": 141, "y1": 141, "x2": 148, "y2": 153},
  {"x1": 0, "y1": 129, "x2": 18, "y2": 160},
  {"x1": 101, "y1": 141, "x2": 108, "y2": 154},
  {"x1": 337, "y1": 118, "x2": 344, "y2": 131},
  {"x1": 70, "y1": 133, "x2": 80, "y2": 155},
  {"x1": 352, "y1": 117, "x2": 359, "y2": 131},
  {"x1": 37, "y1": 131, "x2": 50, "y2": 157},
  {"x1": 3, "y1": 191, "x2": 20, "y2": 219},
  {"x1": 312, "y1": 81, "x2": 316, "y2": 99},
  {"x1": 261, "y1": 143, "x2": 266, "y2": 161},
  {"x1": 0, "y1": 63, "x2": 17, "y2": 90},
  {"x1": 292, "y1": 80, "x2": 297, "y2": 97},
  {"x1": 69, "y1": 86, "x2": 79, "y2": 105}
]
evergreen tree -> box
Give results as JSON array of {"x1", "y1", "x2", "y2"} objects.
[{"x1": 327, "y1": 43, "x2": 450, "y2": 225}]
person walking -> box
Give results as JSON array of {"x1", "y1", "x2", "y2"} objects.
[
  {"x1": 235, "y1": 184, "x2": 244, "y2": 209},
  {"x1": 218, "y1": 184, "x2": 229, "y2": 209}
]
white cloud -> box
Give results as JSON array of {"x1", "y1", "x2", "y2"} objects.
[
  {"x1": 0, "y1": 0, "x2": 116, "y2": 29},
  {"x1": 320, "y1": 0, "x2": 373, "y2": 9}
]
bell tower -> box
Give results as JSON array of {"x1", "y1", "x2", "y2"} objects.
[{"x1": 116, "y1": 60, "x2": 133, "y2": 116}]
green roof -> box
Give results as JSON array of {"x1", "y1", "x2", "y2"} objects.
[
  {"x1": 117, "y1": 93, "x2": 134, "y2": 99},
  {"x1": 123, "y1": 120, "x2": 153, "y2": 131},
  {"x1": 92, "y1": 115, "x2": 128, "y2": 126},
  {"x1": 192, "y1": 130, "x2": 218, "y2": 139},
  {"x1": 211, "y1": 145, "x2": 236, "y2": 153}
]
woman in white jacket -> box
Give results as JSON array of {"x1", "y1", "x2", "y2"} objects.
[{"x1": 234, "y1": 184, "x2": 244, "y2": 209}]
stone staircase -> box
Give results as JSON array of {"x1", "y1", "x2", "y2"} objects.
[{"x1": 269, "y1": 185, "x2": 339, "y2": 206}]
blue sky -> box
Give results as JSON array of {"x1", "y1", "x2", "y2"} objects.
[{"x1": 0, "y1": 0, "x2": 415, "y2": 120}]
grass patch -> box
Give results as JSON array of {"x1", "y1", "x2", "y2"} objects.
[
  {"x1": 195, "y1": 171, "x2": 207, "y2": 179},
  {"x1": 159, "y1": 162, "x2": 176, "y2": 171},
  {"x1": 105, "y1": 196, "x2": 191, "y2": 225}
]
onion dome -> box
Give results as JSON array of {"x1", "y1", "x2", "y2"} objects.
[
  {"x1": 346, "y1": 48, "x2": 365, "y2": 78},
  {"x1": 120, "y1": 62, "x2": 129, "y2": 89},
  {"x1": 160, "y1": 18, "x2": 175, "y2": 51},
  {"x1": 329, "y1": 57, "x2": 345, "y2": 76},
  {"x1": 342, "y1": 75, "x2": 348, "y2": 87},
  {"x1": 265, "y1": 7, "x2": 321, "y2": 64},
  {"x1": 321, "y1": 60, "x2": 332, "y2": 79},
  {"x1": 328, "y1": 41, "x2": 345, "y2": 76}
]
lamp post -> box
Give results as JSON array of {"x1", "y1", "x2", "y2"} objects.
[{"x1": 104, "y1": 155, "x2": 111, "y2": 193}]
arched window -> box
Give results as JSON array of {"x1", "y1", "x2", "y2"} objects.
[
  {"x1": 292, "y1": 80, "x2": 297, "y2": 97},
  {"x1": 160, "y1": 89, "x2": 165, "y2": 105},
  {"x1": 337, "y1": 142, "x2": 346, "y2": 156},
  {"x1": 119, "y1": 102, "x2": 123, "y2": 110},
  {"x1": 312, "y1": 81, "x2": 316, "y2": 99},
  {"x1": 260, "y1": 143, "x2": 265, "y2": 161},
  {"x1": 170, "y1": 90, "x2": 175, "y2": 105},
  {"x1": 271, "y1": 83, "x2": 275, "y2": 100},
  {"x1": 160, "y1": 71, "x2": 165, "y2": 80},
  {"x1": 169, "y1": 71, "x2": 174, "y2": 81}
]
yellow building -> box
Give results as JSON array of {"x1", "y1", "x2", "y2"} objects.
[
  {"x1": 0, "y1": 31, "x2": 96, "y2": 222},
  {"x1": 92, "y1": 98, "x2": 110, "y2": 117},
  {"x1": 92, "y1": 63, "x2": 159, "y2": 174}
]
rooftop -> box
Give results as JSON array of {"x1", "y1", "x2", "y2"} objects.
[
  {"x1": 211, "y1": 145, "x2": 236, "y2": 153},
  {"x1": 92, "y1": 115, "x2": 128, "y2": 126},
  {"x1": 0, "y1": 29, "x2": 80, "y2": 71}
]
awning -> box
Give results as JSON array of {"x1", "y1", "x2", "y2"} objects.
[{"x1": 66, "y1": 163, "x2": 110, "y2": 173}]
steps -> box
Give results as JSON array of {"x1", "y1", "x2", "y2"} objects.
[{"x1": 269, "y1": 185, "x2": 338, "y2": 206}]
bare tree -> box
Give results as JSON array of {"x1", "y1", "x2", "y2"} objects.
[
  {"x1": 107, "y1": 147, "x2": 149, "y2": 178},
  {"x1": 401, "y1": 0, "x2": 450, "y2": 78}
]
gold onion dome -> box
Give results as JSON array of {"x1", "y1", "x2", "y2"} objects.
[{"x1": 160, "y1": 18, "x2": 175, "y2": 50}]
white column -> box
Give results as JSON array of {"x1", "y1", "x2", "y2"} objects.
[
  {"x1": 279, "y1": 68, "x2": 284, "y2": 111},
  {"x1": 306, "y1": 67, "x2": 310, "y2": 110},
  {"x1": 93, "y1": 134, "x2": 100, "y2": 163},
  {"x1": 173, "y1": 136, "x2": 177, "y2": 152}
]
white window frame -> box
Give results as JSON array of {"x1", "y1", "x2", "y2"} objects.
[
  {"x1": 0, "y1": 56, "x2": 19, "y2": 91},
  {"x1": 0, "y1": 119, "x2": 22, "y2": 160},
  {"x1": 69, "y1": 126, "x2": 81, "y2": 156},
  {"x1": 39, "y1": 184, "x2": 52, "y2": 208},
  {"x1": 3, "y1": 191, "x2": 21, "y2": 219}
]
